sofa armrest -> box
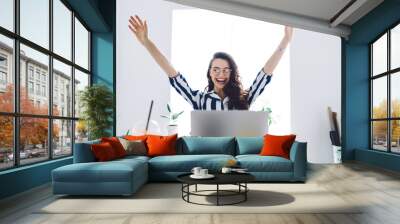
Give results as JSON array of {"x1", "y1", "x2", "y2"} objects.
[
  {"x1": 289, "y1": 141, "x2": 307, "y2": 181},
  {"x1": 73, "y1": 141, "x2": 99, "y2": 163}
]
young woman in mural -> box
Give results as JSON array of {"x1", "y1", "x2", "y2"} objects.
[{"x1": 128, "y1": 15, "x2": 293, "y2": 110}]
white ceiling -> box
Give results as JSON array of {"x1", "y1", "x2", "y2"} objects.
[
  {"x1": 225, "y1": 0, "x2": 353, "y2": 23},
  {"x1": 165, "y1": 0, "x2": 384, "y2": 38}
]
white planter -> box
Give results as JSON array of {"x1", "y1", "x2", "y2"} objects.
[
  {"x1": 167, "y1": 125, "x2": 178, "y2": 135},
  {"x1": 332, "y1": 145, "x2": 342, "y2": 164}
]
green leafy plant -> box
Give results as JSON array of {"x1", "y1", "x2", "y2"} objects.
[
  {"x1": 79, "y1": 84, "x2": 113, "y2": 140},
  {"x1": 160, "y1": 103, "x2": 184, "y2": 125},
  {"x1": 261, "y1": 106, "x2": 273, "y2": 126}
]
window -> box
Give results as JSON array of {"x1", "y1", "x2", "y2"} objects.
[
  {"x1": 35, "y1": 70, "x2": 41, "y2": 81},
  {"x1": 0, "y1": 35, "x2": 13, "y2": 113},
  {"x1": 75, "y1": 18, "x2": 89, "y2": 70},
  {"x1": 36, "y1": 83, "x2": 40, "y2": 95},
  {"x1": 370, "y1": 23, "x2": 400, "y2": 154},
  {"x1": 0, "y1": 0, "x2": 91, "y2": 170},
  {"x1": 0, "y1": 0, "x2": 14, "y2": 32},
  {"x1": 53, "y1": 0, "x2": 72, "y2": 60},
  {"x1": 42, "y1": 85, "x2": 46, "y2": 97},
  {"x1": 28, "y1": 67, "x2": 34, "y2": 80},
  {"x1": 20, "y1": 0, "x2": 49, "y2": 49},
  {"x1": 53, "y1": 59, "x2": 72, "y2": 116},
  {"x1": 28, "y1": 81, "x2": 34, "y2": 94},
  {"x1": 0, "y1": 71, "x2": 6, "y2": 85},
  {"x1": 0, "y1": 54, "x2": 7, "y2": 67}
]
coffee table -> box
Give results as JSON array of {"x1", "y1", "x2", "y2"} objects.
[{"x1": 177, "y1": 172, "x2": 255, "y2": 206}]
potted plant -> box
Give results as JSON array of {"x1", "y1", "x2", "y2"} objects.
[
  {"x1": 261, "y1": 106, "x2": 273, "y2": 126},
  {"x1": 79, "y1": 84, "x2": 113, "y2": 140},
  {"x1": 161, "y1": 103, "x2": 184, "y2": 135}
]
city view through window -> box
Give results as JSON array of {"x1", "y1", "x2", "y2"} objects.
[
  {"x1": 0, "y1": 0, "x2": 90, "y2": 170},
  {"x1": 371, "y1": 23, "x2": 400, "y2": 153}
]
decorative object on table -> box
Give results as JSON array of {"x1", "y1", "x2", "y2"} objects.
[
  {"x1": 190, "y1": 167, "x2": 214, "y2": 179},
  {"x1": 79, "y1": 84, "x2": 113, "y2": 140},
  {"x1": 161, "y1": 103, "x2": 184, "y2": 135},
  {"x1": 221, "y1": 159, "x2": 239, "y2": 173},
  {"x1": 225, "y1": 159, "x2": 238, "y2": 168},
  {"x1": 177, "y1": 173, "x2": 255, "y2": 206},
  {"x1": 221, "y1": 167, "x2": 248, "y2": 174},
  {"x1": 327, "y1": 107, "x2": 341, "y2": 163}
]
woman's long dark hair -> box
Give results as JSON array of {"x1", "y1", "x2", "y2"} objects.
[{"x1": 206, "y1": 52, "x2": 249, "y2": 110}]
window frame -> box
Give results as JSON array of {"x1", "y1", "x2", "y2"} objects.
[
  {"x1": 0, "y1": 0, "x2": 92, "y2": 171},
  {"x1": 370, "y1": 21, "x2": 400, "y2": 154}
]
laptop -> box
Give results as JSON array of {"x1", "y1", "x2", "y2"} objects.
[{"x1": 190, "y1": 111, "x2": 269, "y2": 137}]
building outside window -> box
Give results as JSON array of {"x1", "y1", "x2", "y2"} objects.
[{"x1": 0, "y1": 0, "x2": 91, "y2": 170}]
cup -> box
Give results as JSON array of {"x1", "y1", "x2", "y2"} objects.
[
  {"x1": 191, "y1": 167, "x2": 202, "y2": 176},
  {"x1": 199, "y1": 169, "x2": 208, "y2": 176},
  {"x1": 221, "y1": 167, "x2": 232, "y2": 174}
]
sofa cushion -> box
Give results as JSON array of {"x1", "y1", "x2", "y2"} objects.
[
  {"x1": 146, "y1": 134, "x2": 178, "y2": 157},
  {"x1": 53, "y1": 158, "x2": 147, "y2": 183},
  {"x1": 101, "y1": 137, "x2": 127, "y2": 158},
  {"x1": 178, "y1": 137, "x2": 236, "y2": 155},
  {"x1": 236, "y1": 155, "x2": 293, "y2": 172},
  {"x1": 148, "y1": 154, "x2": 235, "y2": 172},
  {"x1": 91, "y1": 142, "x2": 118, "y2": 161},
  {"x1": 235, "y1": 137, "x2": 263, "y2": 155},
  {"x1": 260, "y1": 134, "x2": 296, "y2": 159}
]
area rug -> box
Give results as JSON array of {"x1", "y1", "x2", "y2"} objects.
[{"x1": 37, "y1": 183, "x2": 362, "y2": 214}]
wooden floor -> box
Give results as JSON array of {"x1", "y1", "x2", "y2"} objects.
[{"x1": 1, "y1": 162, "x2": 400, "y2": 224}]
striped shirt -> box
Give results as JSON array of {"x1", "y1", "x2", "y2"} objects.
[{"x1": 169, "y1": 69, "x2": 272, "y2": 110}]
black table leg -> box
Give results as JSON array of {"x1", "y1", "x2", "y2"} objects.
[
  {"x1": 245, "y1": 183, "x2": 247, "y2": 201},
  {"x1": 217, "y1": 184, "x2": 219, "y2": 206}
]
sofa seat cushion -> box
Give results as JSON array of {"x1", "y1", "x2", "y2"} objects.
[
  {"x1": 53, "y1": 159, "x2": 147, "y2": 183},
  {"x1": 236, "y1": 155, "x2": 293, "y2": 172},
  {"x1": 149, "y1": 154, "x2": 235, "y2": 172}
]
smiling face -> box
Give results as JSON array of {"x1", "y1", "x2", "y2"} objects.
[{"x1": 209, "y1": 58, "x2": 231, "y2": 91}]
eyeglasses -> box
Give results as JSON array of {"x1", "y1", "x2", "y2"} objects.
[{"x1": 211, "y1": 67, "x2": 232, "y2": 74}]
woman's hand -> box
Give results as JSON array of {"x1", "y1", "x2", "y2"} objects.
[
  {"x1": 128, "y1": 15, "x2": 149, "y2": 45},
  {"x1": 262, "y1": 25, "x2": 293, "y2": 74},
  {"x1": 284, "y1": 26, "x2": 293, "y2": 42}
]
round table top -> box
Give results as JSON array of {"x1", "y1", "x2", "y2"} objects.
[{"x1": 177, "y1": 172, "x2": 255, "y2": 185}]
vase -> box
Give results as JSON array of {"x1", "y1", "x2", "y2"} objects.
[
  {"x1": 167, "y1": 124, "x2": 178, "y2": 135},
  {"x1": 332, "y1": 145, "x2": 342, "y2": 163}
]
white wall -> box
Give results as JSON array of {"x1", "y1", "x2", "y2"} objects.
[
  {"x1": 290, "y1": 29, "x2": 341, "y2": 163},
  {"x1": 117, "y1": 0, "x2": 342, "y2": 163},
  {"x1": 116, "y1": 0, "x2": 188, "y2": 135}
]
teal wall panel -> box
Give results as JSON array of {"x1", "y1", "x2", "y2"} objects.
[
  {"x1": 0, "y1": 158, "x2": 72, "y2": 199},
  {"x1": 343, "y1": 0, "x2": 400, "y2": 171}
]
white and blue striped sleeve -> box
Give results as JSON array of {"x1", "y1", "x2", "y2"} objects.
[
  {"x1": 247, "y1": 68, "x2": 272, "y2": 106},
  {"x1": 169, "y1": 73, "x2": 201, "y2": 110}
]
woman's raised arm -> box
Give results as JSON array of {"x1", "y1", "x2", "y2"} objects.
[
  {"x1": 128, "y1": 15, "x2": 178, "y2": 78},
  {"x1": 262, "y1": 26, "x2": 293, "y2": 75}
]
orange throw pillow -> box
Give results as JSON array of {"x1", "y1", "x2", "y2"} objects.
[
  {"x1": 101, "y1": 137, "x2": 127, "y2": 158},
  {"x1": 146, "y1": 134, "x2": 178, "y2": 157},
  {"x1": 124, "y1": 135, "x2": 148, "y2": 141},
  {"x1": 260, "y1": 134, "x2": 296, "y2": 159},
  {"x1": 91, "y1": 142, "x2": 117, "y2": 161}
]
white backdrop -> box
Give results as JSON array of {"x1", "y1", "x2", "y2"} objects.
[{"x1": 116, "y1": 0, "x2": 341, "y2": 163}]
